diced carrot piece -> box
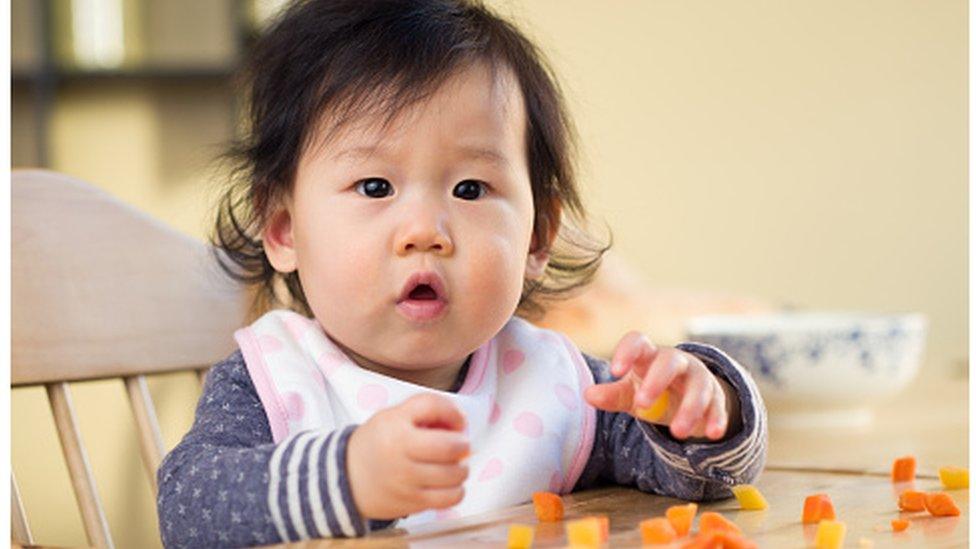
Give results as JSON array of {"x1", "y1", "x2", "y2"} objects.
[
  {"x1": 698, "y1": 511, "x2": 742, "y2": 535},
  {"x1": 635, "y1": 392, "x2": 670, "y2": 422},
  {"x1": 923, "y1": 492, "x2": 961, "y2": 517},
  {"x1": 939, "y1": 466, "x2": 969, "y2": 489},
  {"x1": 897, "y1": 490, "x2": 926, "y2": 512},
  {"x1": 891, "y1": 456, "x2": 916, "y2": 483},
  {"x1": 802, "y1": 494, "x2": 836, "y2": 524},
  {"x1": 582, "y1": 515, "x2": 609, "y2": 542},
  {"x1": 890, "y1": 519, "x2": 909, "y2": 532},
  {"x1": 565, "y1": 517, "x2": 602, "y2": 546},
  {"x1": 680, "y1": 531, "x2": 757, "y2": 549},
  {"x1": 507, "y1": 523, "x2": 534, "y2": 548},
  {"x1": 730, "y1": 484, "x2": 769, "y2": 510},
  {"x1": 815, "y1": 520, "x2": 846, "y2": 549},
  {"x1": 666, "y1": 503, "x2": 698, "y2": 537},
  {"x1": 640, "y1": 517, "x2": 677, "y2": 544},
  {"x1": 531, "y1": 492, "x2": 564, "y2": 522}
]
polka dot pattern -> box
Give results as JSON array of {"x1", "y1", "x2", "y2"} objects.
[
  {"x1": 478, "y1": 457, "x2": 503, "y2": 482},
  {"x1": 501, "y1": 348, "x2": 525, "y2": 374},
  {"x1": 513, "y1": 411, "x2": 543, "y2": 438},
  {"x1": 554, "y1": 383, "x2": 578, "y2": 411}
]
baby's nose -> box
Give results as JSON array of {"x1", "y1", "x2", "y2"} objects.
[{"x1": 394, "y1": 214, "x2": 454, "y2": 256}]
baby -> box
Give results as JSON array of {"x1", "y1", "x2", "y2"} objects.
[{"x1": 157, "y1": 0, "x2": 768, "y2": 546}]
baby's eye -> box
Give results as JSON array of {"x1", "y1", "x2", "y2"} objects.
[
  {"x1": 453, "y1": 180, "x2": 487, "y2": 200},
  {"x1": 355, "y1": 178, "x2": 394, "y2": 198}
]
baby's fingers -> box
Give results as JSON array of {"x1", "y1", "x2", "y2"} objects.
[
  {"x1": 410, "y1": 462, "x2": 469, "y2": 489},
  {"x1": 669, "y1": 373, "x2": 713, "y2": 439},
  {"x1": 610, "y1": 331, "x2": 658, "y2": 378},
  {"x1": 406, "y1": 428, "x2": 470, "y2": 464},
  {"x1": 703, "y1": 382, "x2": 729, "y2": 440},
  {"x1": 635, "y1": 348, "x2": 689, "y2": 408}
]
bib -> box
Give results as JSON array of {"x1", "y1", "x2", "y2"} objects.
[{"x1": 234, "y1": 310, "x2": 596, "y2": 529}]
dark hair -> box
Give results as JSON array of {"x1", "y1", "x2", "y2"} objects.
[{"x1": 212, "y1": 0, "x2": 610, "y2": 320}]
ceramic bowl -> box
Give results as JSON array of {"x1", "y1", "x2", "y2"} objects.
[{"x1": 684, "y1": 312, "x2": 928, "y2": 427}]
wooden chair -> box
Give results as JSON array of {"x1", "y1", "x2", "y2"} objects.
[{"x1": 11, "y1": 170, "x2": 251, "y2": 548}]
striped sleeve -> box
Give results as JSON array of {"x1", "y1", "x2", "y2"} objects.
[
  {"x1": 573, "y1": 345, "x2": 768, "y2": 501},
  {"x1": 266, "y1": 426, "x2": 367, "y2": 540},
  {"x1": 157, "y1": 351, "x2": 394, "y2": 548}
]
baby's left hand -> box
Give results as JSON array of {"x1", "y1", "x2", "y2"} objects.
[{"x1": 584, "y1": 331, "x2": 733, "y2": 441}]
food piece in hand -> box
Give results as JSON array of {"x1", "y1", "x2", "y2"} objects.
[
  {"x1": 698, "y1": 511, "x2": 742, "y2": 535},
  {"x1": 565, "y1": 517, "x2": 602, "y2": 547},
  {"x1": 923, "y1": 492, "x2": 961, "y2": 517},
  {"x1": 814, "y1": 520, "x2": 847, "y2": 549},
  {"x1": 890, "y1": 519, "x2": 909, "y2": 532},
  {"x1": 891, "y1": 456, "x2": 916, "y2": 483},
  {"x1": 938, "y1": 466, "x2": 969, "y2": 489},
  {"x1": 802, "y1": 493, "x2": 836, "y2": 524},
  {"x1": 639, "y1": 517, "x2": 677, "y2": 544},
  {"x1": 666, "y1": 502, "x2": 698, "y2": 537},
  {"x1": 635, "y1": 392, "x2": 669, "y2": 422},
  {"x1": 897, "y1": 490, "x2": 927, "y2": 512},
  {"x1": 532, "y1": 491, "x2": 564, "y2": 522},
  {"x1": 507, "y1": 523, "x2": 534, "y2": 548},
  {"x1": 730, "y1": 484, "x2": 769, "y2": 510}
]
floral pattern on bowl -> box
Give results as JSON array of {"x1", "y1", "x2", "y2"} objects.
[{"x1": 685, "y1": 312, "x2": 927, "y2": 412}]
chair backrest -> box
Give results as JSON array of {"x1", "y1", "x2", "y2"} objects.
[{"x1": 11, "y1": 170, "x2": 251, "y2": 548}]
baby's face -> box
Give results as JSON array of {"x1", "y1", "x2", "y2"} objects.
[{"x1": 264, "y1": 63, "x2": 547, "y2": 376}]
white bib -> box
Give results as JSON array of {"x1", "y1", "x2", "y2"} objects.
[{"x1": 235, "y1": 310, "x2": 596, "y2": 529}]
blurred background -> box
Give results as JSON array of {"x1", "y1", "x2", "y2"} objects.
[{"x1": 11, "y1": 0, "x2": 967, "y2": 546}]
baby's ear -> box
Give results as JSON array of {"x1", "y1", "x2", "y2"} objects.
[
  {"x1": 262, "y1": 203, "x2": 298, "y2": 273},
  {"x1": 525, "y1": 247, "x2": 550, "y2": 279},
  {"x1": 525, "y1": 201, "x2": 561, "y2": 279}
]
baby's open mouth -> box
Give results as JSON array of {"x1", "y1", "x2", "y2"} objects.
[{"x1": 408, "y1": 284, "x2": 438, "y2": 300}]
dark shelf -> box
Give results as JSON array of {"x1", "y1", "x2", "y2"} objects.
[{"x1": 14, "y1": 65, "x2": 239, "y2": 84}]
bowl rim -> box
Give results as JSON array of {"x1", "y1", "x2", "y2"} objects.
[{"x1": 685, "y1": 311, "x2": 928, "y2": 335}]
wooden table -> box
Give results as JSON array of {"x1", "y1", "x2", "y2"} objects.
[{"x1": 269, "y1": 372, "x2": 969, "y2": 548}]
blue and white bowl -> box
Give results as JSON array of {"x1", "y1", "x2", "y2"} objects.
[{"x1": 685, "y1": 312, "x2": 928, "y2": 427}]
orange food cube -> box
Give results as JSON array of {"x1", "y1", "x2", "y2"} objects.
[
  {"x1": 815, "y1": 520, "x2": 846, "y2": 549},
  {"x1": 680, "y1": 531, "x2": 757, "y2": 549},
  {"x1": 890, "y1": 519, "x2": 909, "y2": 532},
  {"x1": 730, "y1": 484, "x2": 769, "y2": 510},
  {"x1": 507, "y1": 523, "x2": 534, "y2": 548},
  {"x1": 531, "y1": 491, "x2": 564, "y2": 522},
  {"x1": 897, "y1": 490, "x2": 926, "y2": 512},
  {"x1": 565, "y1": 517, "x2": 602, "y2": 547},
  {"x1": 635, "y1": 392, "x2": 670, "y2": 422},
  {"x1": 923, "y1": 492, "x2": 961, "y2": 517},
  {"x1": 698, "y1": 511, "x2": 742, "y2": 535},
  {"x1": 802, "y1": 493, "x2": 836, "y2": 524},
  {"x1": 574, "y1": 515, "x2": 609, "y2": 542},
  {"x1": 891, "y1": 455, "x2": 916, "y2": 483},
  {"x1": 938, "y1": 466, "x2": 969, "y2": 489},
  {"x1": 640, "y1": 517, "x2": 677, "y2": 544},
  {"x1": 666, "y1": 502, "x2": 698, "y2": 537}
]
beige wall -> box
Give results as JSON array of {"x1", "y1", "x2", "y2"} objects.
[{"x1": 12, "y1": 1, "x2": 967, "y2": 547}]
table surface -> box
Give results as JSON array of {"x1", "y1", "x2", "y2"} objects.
[{"x1": 266, "y1": 371, "x2": 969, "y2": 548}]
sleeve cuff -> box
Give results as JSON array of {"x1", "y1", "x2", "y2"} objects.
[
  {"x1": 268, "y1": 425, "x2": 368, "y2": 541},
  {"x1": 635, "y1": 342, "x2": 768, "y2": 486}
]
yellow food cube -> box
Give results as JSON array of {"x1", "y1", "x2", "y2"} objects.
[
  {"x1": 730, "y1": 484, "x2": 769, "y2": 510},
  {"x1": 815, "y1": 520, "x2": 847, "y2": 549},
  {"x1": 635, "y1": 392, "x2": 669, "y2": 422},
  {"x1": 507, "y1": 523, "x2": 534, "y2": 549},
  {"x1": 565, "y1": 517, "x2": 602, "y2": 547},
  {"x1": 939, "y1": 466, "x2": 969, "y2": 489}
]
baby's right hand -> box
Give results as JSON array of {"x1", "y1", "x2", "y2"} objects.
[{"x1": 346, "y1": 393, "x2": 470, "y2": 520}]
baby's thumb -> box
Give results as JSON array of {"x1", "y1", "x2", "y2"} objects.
[
  {"x1": 404, "y1": 393, "x2": 467, "y2": 432},
  {"x1": 584, "y1": 381, "x2": 632, "y2": 413}
]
